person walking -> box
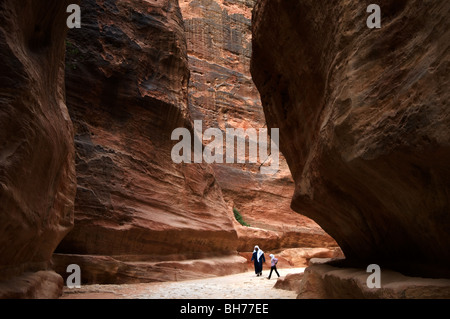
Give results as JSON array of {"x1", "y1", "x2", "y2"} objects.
[
  {"x1": 251, "y1": 245, "x2": 265, "y2": 276},
  {"x1": 267, "y1": 254, "x2": 280, "y2": 279}
]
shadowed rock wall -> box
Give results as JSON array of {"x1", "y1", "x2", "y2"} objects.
[
  {"x1": 251, "y1": 0, "x2": 450, "y2": 278},
  {"x1": 56, "y1": 0, "x2": 239, "y2": 266},
  {"x1": 0, "y1": 0, "x2": 77, "y2": 298}
]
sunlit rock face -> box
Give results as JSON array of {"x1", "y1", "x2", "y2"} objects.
[
  {"x1": 180, "y1": 0, "x2": 337, "y2": 250},
  {"x1": 251, "y1": 0, "x2": 450, "y2": 278}
]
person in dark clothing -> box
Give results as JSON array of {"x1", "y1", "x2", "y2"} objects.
[
  {"x1": 251, "y1": 245, "x2": 266, "y2": 276},
  {"x1": 267, "y1": 254, "x2": 280, "y2": 279}
]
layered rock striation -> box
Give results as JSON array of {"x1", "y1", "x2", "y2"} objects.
[
  {"x1": 251, "y1": 0, "x2": 450, "y2": 278},
  {"x1": 298, "y1": 261, "x2": 450, "y2": 299},
  {"x1": 54, "y1": 0, "x2": 244, "y2": 282},
  {"x1": 0, "y1": 0, "x2": 77, "y2": 298},
  {"x1": 180, "y1": 0, "x2": 336, "y2": 250}
]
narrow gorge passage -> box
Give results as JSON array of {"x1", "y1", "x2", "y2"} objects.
[
  {"x1": 51, "y1": 0, "x2": 339, "y2": 288},
  {"x1": 1, "y1": 0, "x2": 449, "y2": 301}
]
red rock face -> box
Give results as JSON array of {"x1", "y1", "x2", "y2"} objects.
[
  {"x1": 298, "y1": 262, "x2": 450, "y2": 299},
  {"x1": 251, "y1": 0, "x2": 450, "y2": 277},
  {"x1": 180, "y1": 0, "x2": 337, "y2": 250},
  {"x1": 56, "y1": 0, "x2": 238, "y2": 261},
  {"x1": 52, "y1": 253, "x2": 247, "y2": 284},
  {"x1": 0, "y1": 0, "x2": 76, "y2": 297}
]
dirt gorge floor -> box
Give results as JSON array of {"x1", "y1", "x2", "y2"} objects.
[{"x1": 60, "y1": 268, "x2": 305, "y2": 299}]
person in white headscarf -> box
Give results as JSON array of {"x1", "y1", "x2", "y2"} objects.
[{"x1": 251, "y1": 245, "x2": 266, "y2": 276}]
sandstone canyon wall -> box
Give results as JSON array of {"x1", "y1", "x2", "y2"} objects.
[
  {"x1": 54, "y1": 0, "x2": 339, "y2": 285},
  {"x1": 0, "y1": 0, "x2": 77, "y2": 298},
  {"x1": 0, "y1": 0, "x2": 341, "y2": 292},
  {"x1": 298, "y1": 261, "x2": 450, "y2": 299},
  {"x1": 53, "y1": 0, "x2": 247, "y2": 283},
  {"x1": 251, "y1": 0, "x2": 450, "y2": 278},
  {"x1": 179, "y1": 0, "x2": 337, "y2": 250}
]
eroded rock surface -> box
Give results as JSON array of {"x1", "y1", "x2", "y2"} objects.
[
  {"x1": 298, "y1": 262, "x2": 450, "y2": 299},
  {"x1": 0, "y1": 271, "x2": 64, "y2": 299},
  {"x1": 0, "y1": 0, "x2": 76, "y2": 298},
  {"x1": 251, "y1": 0, "x2": 450, "y2": 278},
  {"x1": 53, "y1": 253, "x2": 247, "y2": 284},
  {"x1": 54, "y1": 0, "x2": 240, "y2": 282},
  {"x1": 274, "y1": 273, "x2": 304, "y2": 293},
  {"x1": 180, "y1": 0, "x2": 336, "y2": 250}
]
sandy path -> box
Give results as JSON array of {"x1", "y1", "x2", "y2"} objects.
[{"x1": 61, "y1": 267, "x2": 305, "y2": 299}]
